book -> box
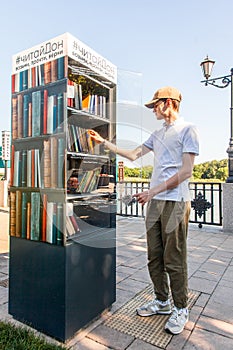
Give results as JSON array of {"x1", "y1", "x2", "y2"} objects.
[
  {"x1": 31, "y1": 67, "x2": 36, "y2": 88},
  {"x1": 57, "y1": 138, "x2": 65, "y2": 188},
  {"x1": 22, "y1": 70, "x2": 28, "y2": 90},
  {"x1": 15, "y1": 190, "x2": 22, "y2": 237},
  {"x1": 46, "y1": 201, "x2": 53, "y2": 243},
  {"x1": 32, "y1": 90, "x2": 41, "y2": 137},
  {"x1": 17, "y1": 94, "x2": 23, "y2": 138},
  {"x1": 21, "y1": 150, "x2": 27, "y2": 187},
  {"x1": 13, "y1": 151, "x2": 20, "y2": 186},
  {"x1": 57, "y1": 56, "x2": 65, "y2": 80},
  {"x1": 21, "y1": 192, "x2": 29, "y2": 238},
  {"x1": 26, "y1": 150, "x2": 32, "y2": 187},
  {"x1": 52, "y1": 203, "x2": 57, "y2": 244},
  {"x1": 12, "y1": 74, "x2": 16, "y2": 93},
  {"x1": 10, "y1": 145, "x2": 15, "y2": 187},
  {"x1": 56, "y1": 203, "x2": 63, "y2": 245},
  {"x1": 82, "y1": 94, "x2": 91, "y2": 111},
  {"x1": 43, "y1": 89, "x2": 48, "y2": 134},
  {"x1": 53, "y1": 95, "x2": 57, "y2": 132},
  {"x1": 57, "y1": 93, "x2": 64, "y2": 133},
  {"x1": 38, "y1": 64, "x2": 45, "y2": 86},
  {"x1": 28, "y1": 101, "x2": 32, "y2": 137},
  {"x1": 26, "y1": 202, "x2": 31, "y2": 239},
  {"x1": 35, "y1": 149, "x2": 41, "y2": 188},
  {"x1": 51, "y1": 59, "x2": 57, "y2": 82},
  {"x1": 41, "y1": 194, "x2": 47, "y2": 242},
  {"x1": 44, "y1": 61, "x2": 51, "y2": 85},
  {"x1": 10, "y1": 192, "x2": 16, "y2": 236},
  {"x1": 31, "y1": 149, "x2": 35, "y2": 187},
  {"x1": 50, "y1": 137, "x2": 58, "y2": 187},
  {"x1": 12, "y1": 97, "x2": 18, "y2": 139},
  {"x1": 43, "y1": 139, "x2": 51, "y2": 188},
  {"x1": 47, "y1": 94, "x2": 54, "y2": 134},
  {"x1": 30, "y1": 192, "x2": 41, "y2": 240},
  {"x1": 23, "y1": 95, "x2": 29, "y2": 137}
]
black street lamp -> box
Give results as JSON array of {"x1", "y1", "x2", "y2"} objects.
[{"x1": 200, "y1": 56, "x2": 233, "y2": 183}]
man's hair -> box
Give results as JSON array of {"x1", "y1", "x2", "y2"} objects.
[
  {"x1": 171, "y1": 99, "x2": 180, "y2": 112},
  {"x1": 161, "y1": 98, "x2": 180, "y2": 112}
]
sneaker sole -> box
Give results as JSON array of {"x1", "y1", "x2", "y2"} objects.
[{"x1": 136, "y1": 310, "x2": 172, "y2": 317}]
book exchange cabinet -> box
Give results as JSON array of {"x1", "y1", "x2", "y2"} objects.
[{"x1": 9, "y1": 33, "x2": 117, "y2": 341}]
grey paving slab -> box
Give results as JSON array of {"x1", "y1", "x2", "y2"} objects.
[
  {"x1": 116, "y1": 271, "x2": 129, "y2": 283},
  {"x1": 130, "y1": 266, "x2": 151, "y2": 284},
  {"x1": 111, "y1": 289, "x2": 136, "y2": 312},
  {"x1": 187, "y1": 261, "x2": 202, "y2": 276},
  {"x1": 218, "y1": 278, "x2": 233, "y2": 288},
  {"x1": 203, "y1": 303, "x2": 233, "y2": 325},
  {"x1": 166, "y1": 329, "x2": 191, "y2": 350},
  {"x1": 211, "y1": 251, "x2": 233, "y2": 263},
  {"x1": 121, "y1": 254, "x2": 147, "y2": 269},
  {"x1": 0, "y1": 303, "x2": 11, "y2": 321},
  {"x1": 193, "y1": 269, "x2": 223, "y2": 282},
  {"x1": 200, "y1": 260, "x2": 229, "y2": 274},
  {"x1": 183, "y1": 327, "x2": 233, "y2": 350},
  {"x1": 197, "y1": 315, "x2": 233, "y2": 339},
  {"x1": 116, "y1": 265, "x2": 138, "y2": 276},
  {"x1": 0, "y1": 286, "x2": 8, "y2": 304},
  {"x1": 117, "y1": 277, "x2": 148, "y2": 294},
  {"x1": 72, "y1": 337, "x2": 112, "y2": 350},
  {"x1": 210, "y1": 283, "x2": 233, "y2": 302},
  {"x1": 194, "y1": 293, "x2": 210, "y2": 308},
  {"x1": 0, "y1": 272, "x2": 8, "y2": 282},
  {"x1": 87, "y1": 324, "x2": 134, "y2": 350},
  {"x1": 117, "y1": 246, "x2": 144, "y2": 259},
  {"x1": 127, "y1": 338, "x2": 161, "y2": 350},
  {"x1": 188, "y1": 276, "x2": 218, "y2": 294},
  {"x1": 186, "y1": 305, "x2": 203, "y2": 332},
  {"x1": 222, "y1": 265, "x2": 233, "y2": 281}
]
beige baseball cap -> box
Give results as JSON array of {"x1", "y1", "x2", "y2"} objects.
[{"x1": 145, "y1": 86, "x2": 182, "y2": 108}]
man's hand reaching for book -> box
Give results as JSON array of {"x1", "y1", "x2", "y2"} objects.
[{"x1": 87, "y1": 129, "x2": 104, "y2": 144}]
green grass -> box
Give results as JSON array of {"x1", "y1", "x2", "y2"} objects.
[{"x1": 0, "y1": 321, "x2": 67, "y2": 350}]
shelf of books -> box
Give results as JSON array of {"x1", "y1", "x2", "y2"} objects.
[{"x1": 9, "y1": 33, "x2": 117, "y2": 341}]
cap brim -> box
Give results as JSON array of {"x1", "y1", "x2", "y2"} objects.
[{"x1": 144, "y1": 98, "x2": 159, "y2": 109}]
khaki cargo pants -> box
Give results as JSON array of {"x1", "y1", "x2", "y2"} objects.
[{"x1": 145, "y1": 199, "x2": 191, "y2": 309}]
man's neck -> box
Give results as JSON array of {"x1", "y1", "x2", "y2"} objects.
[{"x1": 164, "y1": 112, "x2": 179, "y2": 125}]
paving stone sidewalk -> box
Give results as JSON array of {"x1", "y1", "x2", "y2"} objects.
[{"x1": 0, "y1": 212, "x2": 233, "y2": 349}]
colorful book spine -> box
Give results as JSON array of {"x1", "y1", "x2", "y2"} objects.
[
  {"x1": 10, "y1": 192, "x2": 16, "y2": 236},
  {"x1": 30, "y1": 192, "x2": 41, "y2": 241},
  {"x1": 21, "y1": 192, "x2": 29, "y2": 238},
  {"x1": 32, "y1": 90, "x2": 41, "y2": 137},
  {"x1": 57, "y1": 138, "x2": 65, "y2": 188}
]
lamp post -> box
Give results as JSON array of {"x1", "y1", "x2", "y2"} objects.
[{"x1": 200, "y1": 56, "x2": 233, "y2": 183}]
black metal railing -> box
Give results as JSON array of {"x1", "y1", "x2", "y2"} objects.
[
  {"x1": 116, "y1": 181, "x2": 150, "y2": 218},
  {"x1": 117, "y1": 181, "x2": 223, "y2": 227},
  {"x1": 189, "y1": 182, "x2": 222, "y2": 227}
]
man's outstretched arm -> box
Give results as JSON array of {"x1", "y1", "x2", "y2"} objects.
[{"x1": 88, "y1": 129, "x2": 151, "y2": 161}]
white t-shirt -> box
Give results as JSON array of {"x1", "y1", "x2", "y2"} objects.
[{"x1": 143, "y1": 117, "x2": 199, "y2": 201}]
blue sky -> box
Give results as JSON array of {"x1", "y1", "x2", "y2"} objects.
[{"x1": 1, "y1": 0, "x2": 233, "y2": 165}]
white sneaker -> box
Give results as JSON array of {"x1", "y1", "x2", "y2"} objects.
[
  {"x1": 136, "y1": 298, "x2": 172, "y2": 317},
  {"x1": 164, "y1": 306, "x2": 189, "y2": 334}
]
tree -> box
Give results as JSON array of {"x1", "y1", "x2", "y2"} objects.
[
  {"x1": 124, "y1": 159, "x2": 228, "y2": 182},
  {"x1": 193, "y1": 159, "x2": 228, "y2": 181}
]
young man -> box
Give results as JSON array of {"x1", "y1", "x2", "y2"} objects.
[{"x1": 88, "y1": 86, "x2": 199, "y2": 335}]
